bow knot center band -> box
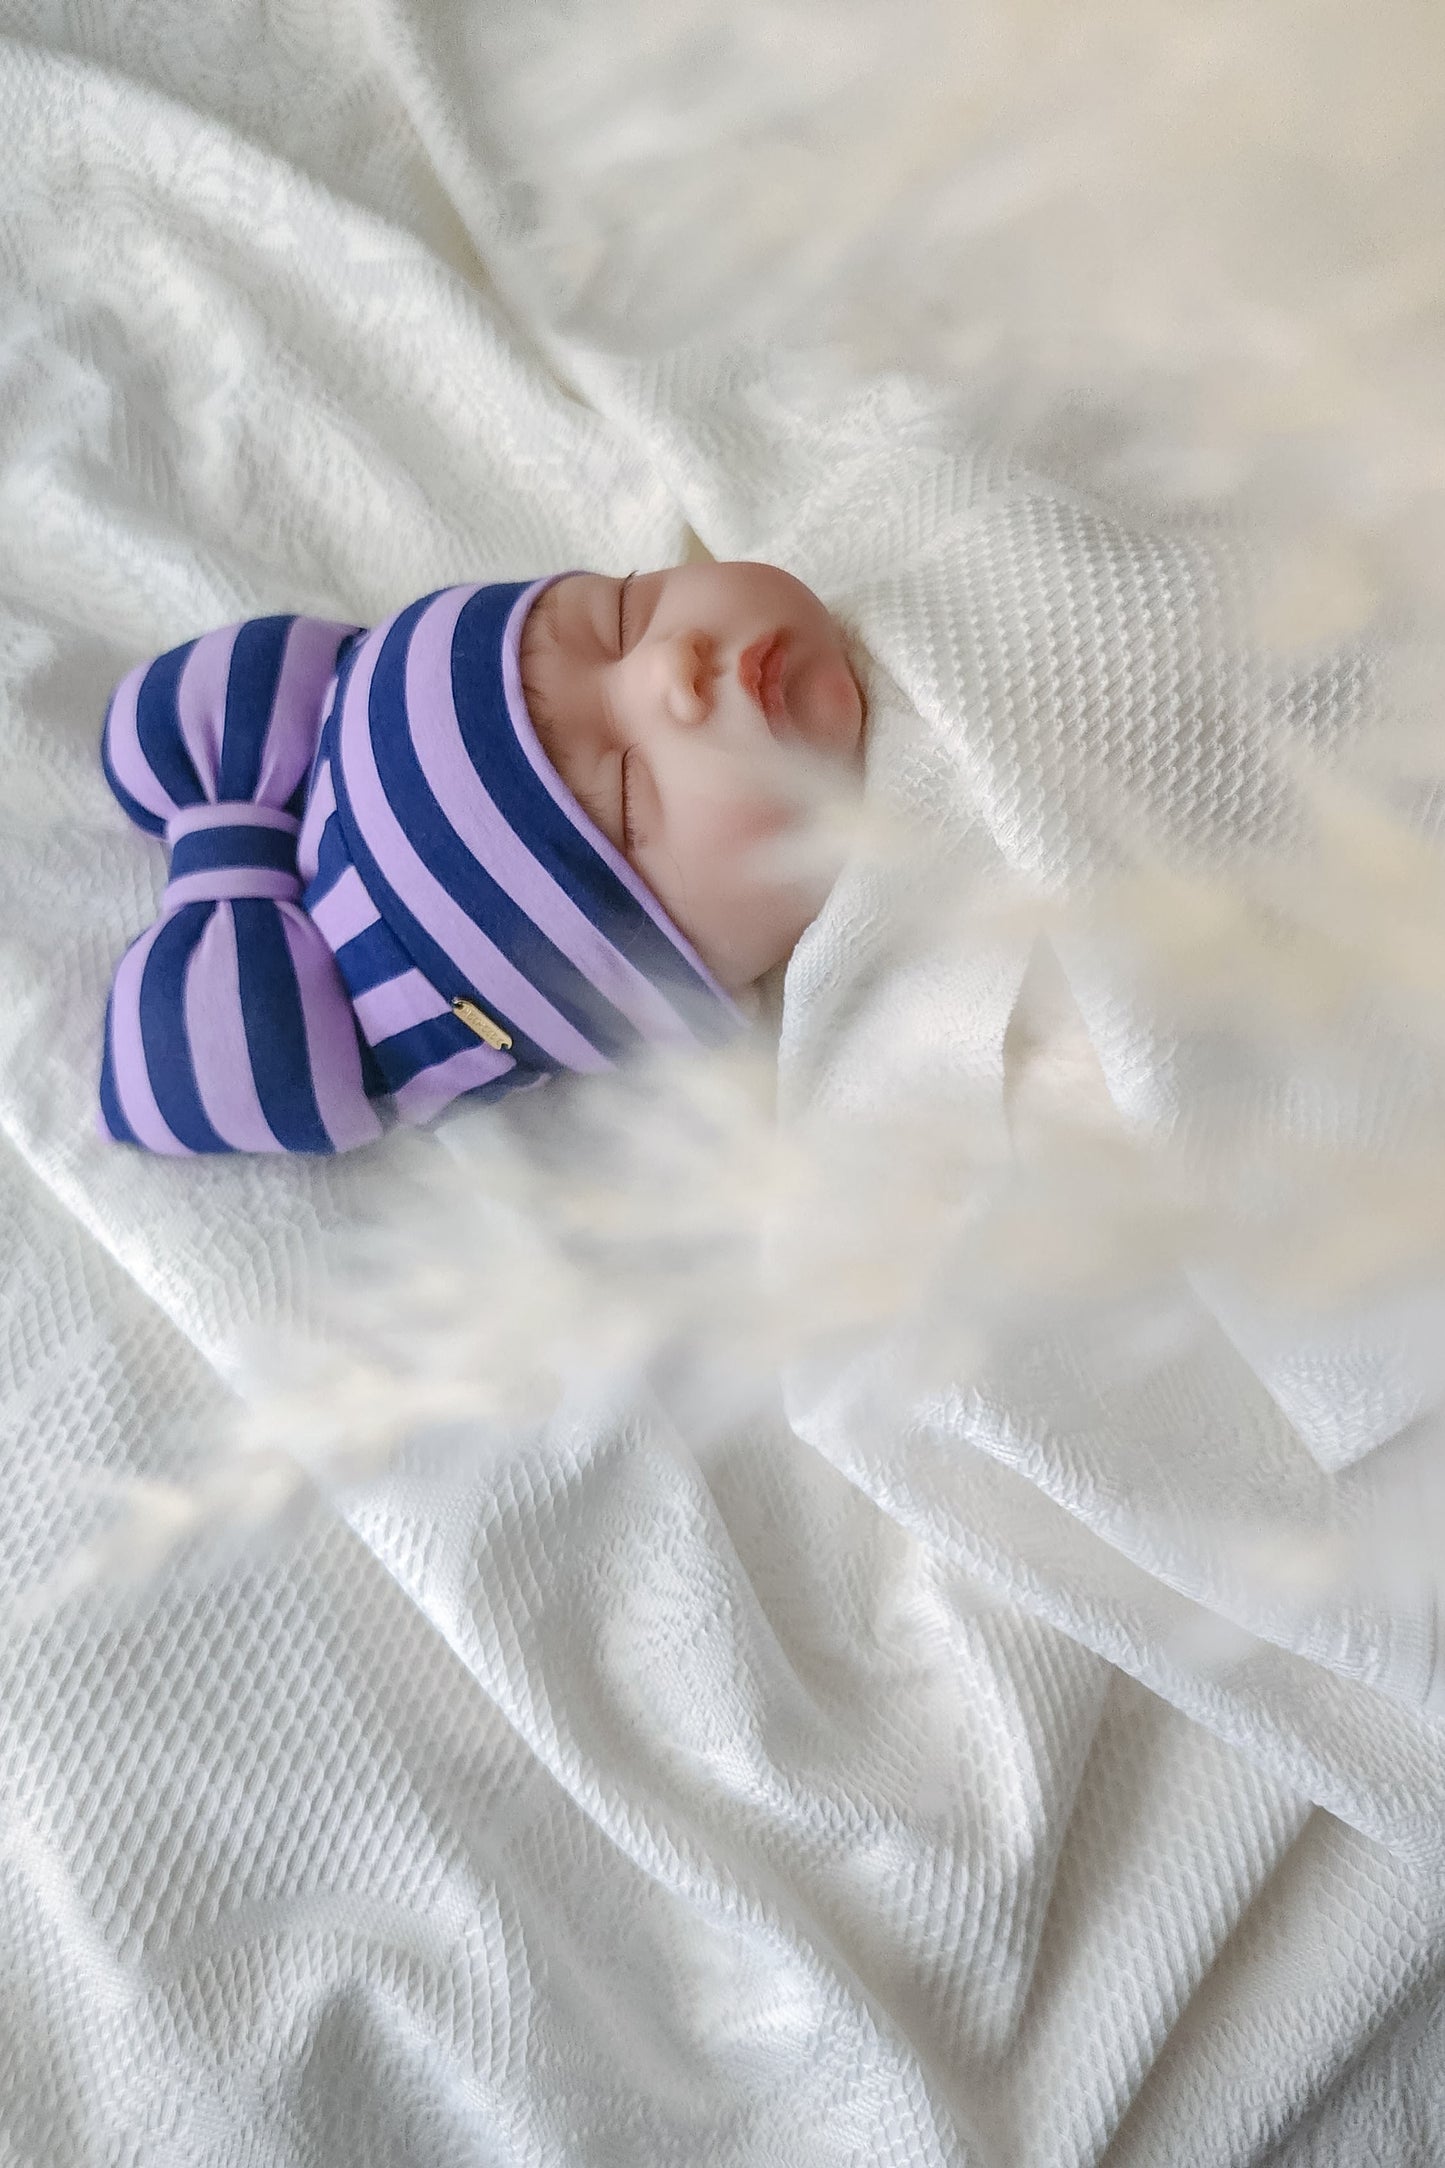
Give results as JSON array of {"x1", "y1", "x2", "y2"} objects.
[{"x1": 162, "y1": 803, "x2": 305, "y2": 911}]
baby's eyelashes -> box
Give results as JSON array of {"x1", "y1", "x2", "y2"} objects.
[
  {"x1": 612, "y1": 568, "x2": 664, "y2": 654},
  {"x1": 618, "y1": 745, "x2": 659, "y2": 855}
]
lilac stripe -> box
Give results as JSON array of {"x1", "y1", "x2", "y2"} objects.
[
  {"x1": 168, "y1": 803, "x2": 300, "y2": 841},
  {"x1": 351, "y1": 967, "x2": 447, "y2": 1045},
  {"x1": 391, "y1": 1041, "x2": 512, "y2": 1125},
  {"x1": 257, "y1": 617, "x2": 358, "y2": 806},
  {"x1": 336, "y1": 624, "x2": 605, "y2": 1071},
  {"x1": 297, "y1": 757, "x2": 336, "y2": 883},
  {"x1": 106, "y1": 927, "x2": 187, "y2": 1156},
  {"x1": 103, "y1": 664, "x2": 175, "y2": 824},
  {"x1": 280, "y1": 910, "x2": 383, "y2": 1152},
  {"x1": 174, "y1": 623, "x2": 240, "y2": 800},
  {"x1": 183, "y1": 905, "x2": 283, "y2": 1152},
  {"x1": 503, "y1": 580, "x2": 740, "y2": 1018},
  {"x1": 162, "y1": 867, "x2": 302, "y2": 910},
  {"x1": 307, "y1": 861, "x2": 378, "y2": 949},
  {"x1": 407, "y1": 585, "x2": 700, "y2": 1046}
]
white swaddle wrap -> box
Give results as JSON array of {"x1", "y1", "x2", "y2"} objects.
[{"x1": 547, "y1": 341, "x2": 1445, "y2": 1743}]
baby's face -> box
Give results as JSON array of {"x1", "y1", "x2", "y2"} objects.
[{"x1": 519, "y1": 560, "x2": 865, "y2": 993}]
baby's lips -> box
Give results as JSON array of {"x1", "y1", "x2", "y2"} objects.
[{"x1": 737, "y1": 630, "x2": 791, "y2": 729}]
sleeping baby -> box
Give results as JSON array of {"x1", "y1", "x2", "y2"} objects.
[{"x1": 97, "y1": 564, "x2": 866, "y2": 1155}]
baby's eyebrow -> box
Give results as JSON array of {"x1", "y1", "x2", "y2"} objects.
[
  {"x1": 519, "y1": 590, "x2": 567, "y2": 740},
  {"x1": 529, "y1": 581, "x2": 565, "y2": 644},
  {"x1": 535, "y1": 573, "x2": 603, "y2": 661}
]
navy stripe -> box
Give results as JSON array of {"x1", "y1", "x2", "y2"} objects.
[
  {"x1": 101, "y1": 697, "x2": 167, "y2": 836},
  {"x1": 98, "y1": 991, "x2": 139, "y2": 1145},
  {"x1": 332, "y1": 918, "x2": 411, "y2": 997},
  {"x1": 368, "y1": 1009, "x2": 474, "y2": 1089},
  {"x1": 134, "y1": 642, "x2": 202, "y2": 812},
  {"x1": 307, "y1": 802, "x2": 357, "y2": 904},
  {"x1": 303, "y1": 639, "x2": 371, "y2": 905},
  {"x1": 367, "y1": 601, "x2": 638, "y2": 1063},
  {"x1": 231, "y1": 898, "x2": 334, "y2": 1153},
  {"x1": 288, "y1": 634, "x2": 359, "y2": 822},
  {"x1": 220, "y1": 616, "x2": 294, "y2": 802},
  {"x1": 169, "y1": 824, "x2": 298, "y2": 880},
  {"x1": 356, "y1": 1028, "x2": 388, "y2": 1101},
  {"x1": 452, "y1": 586, "x2": 729, "y2": 1041},
  {"x1": 137, "y1": 909, "x2": 231, "y2": 1154}
]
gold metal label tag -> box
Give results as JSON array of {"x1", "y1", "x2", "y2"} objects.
[{"x1": 451, "y1": 996, "x2": 513, "y2": 1052}]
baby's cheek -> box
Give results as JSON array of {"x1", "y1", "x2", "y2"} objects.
[
  {"x1": 702, "y1": 798, "x2": 817, "y2": 921},
  {"x1": 711, "y1": 786, "x2": 798, "y2": 849},
  {"x1": 689, "y1": 809, "x2": 792, "y2": 913},
  {"x1": 660, "y1": 775, "x2": 804, "y2": 919}
]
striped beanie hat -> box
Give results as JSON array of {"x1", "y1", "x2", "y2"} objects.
[{"x1": 98, "y1": 577, "x2": 741, "y2": 1157}]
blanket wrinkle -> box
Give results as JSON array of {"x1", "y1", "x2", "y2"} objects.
[{"x1": 0, "y1": 1105, "x2": 252, "y2": 1390}]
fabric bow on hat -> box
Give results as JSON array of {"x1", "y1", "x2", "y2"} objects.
[{"x1": 99, "y1": 615, "x2": 382, "y2": 1155}]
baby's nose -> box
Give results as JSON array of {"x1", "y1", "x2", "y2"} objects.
[{"x1": 661, "y1": 629, "x2": 717, "y2": 726}]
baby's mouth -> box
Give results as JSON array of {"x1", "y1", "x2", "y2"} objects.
[{"x1": 737, "y1": 631, "x2": 792, "y2": 734}]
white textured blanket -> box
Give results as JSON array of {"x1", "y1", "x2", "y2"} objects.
[{"x1": 2, "y1": 8, "x2": 1442, "y2": 2167}]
